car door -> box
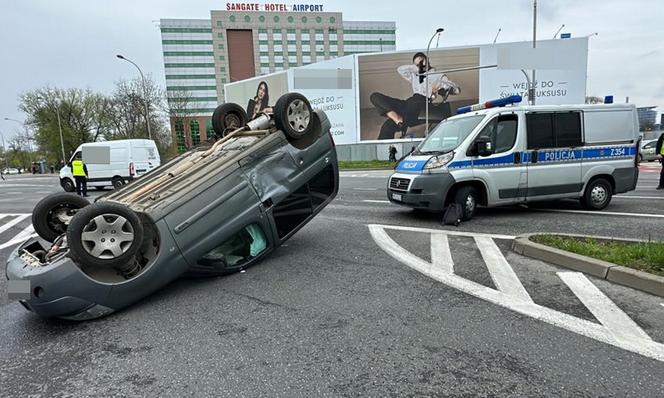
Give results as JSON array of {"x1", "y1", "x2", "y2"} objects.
[
  {"x1": 525, "y1": 111, "x2": 583, "y2": 200},
  {"x1": 470, "y1": 113, "x2": 526, "y2": 204}
]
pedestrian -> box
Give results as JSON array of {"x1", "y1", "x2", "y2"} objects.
[
  {"x1": 50, "y1": 165, "x2": 55, "y2": 174},
  {"x1": 71, "y1": 153, "x2": 89, "y2": 197},
  {"x1": 389, "y1": 145, "x2": 398, "y2": 162},
  {"x1": 656, "y1": 132, "x2": 664, "y2": 190}
]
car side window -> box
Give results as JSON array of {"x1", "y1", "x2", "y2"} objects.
[
  {"x1": 476, "y1": 115, "x2": 518, "y2": 154},
  {"x1": 644, "y1": 142, "x2": 655, "y2": 149},
  {"x1": 526, "y1": 112, "x2": 582, "y2": 149},
  {"x1": 198, "y1": 224, "x2": 268, "y2": 268}
]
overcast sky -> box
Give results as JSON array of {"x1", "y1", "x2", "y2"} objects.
[{"x1": 1, "y1": 0, "x2": 662, "y2": 141}]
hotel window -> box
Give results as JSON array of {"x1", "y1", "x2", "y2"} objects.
[
  {"x1": 260, "y1": 66, "x2": 270, "y2": 74},
  {"x1": 258, "y1": 32, "x2": 268, "y2": 41},
  {"x1": 272, "y1": 32, "x2": 282, "y2": 41},
  {"x1": 274, "y1": 44, "x2": 283, "y2": 52},
  {"x1": 302, "y1": 55, "x2": 311, "y2": 64},
  {"x1": 287, "y1": 44, "x2": 297, "y2": 52},
  {"x1": 329, "y1": 33, "x2": 337, "y2": 42},
  {"x1": 330, "y1": 44, "x2": 338, "y2": 52},
  {"x1": 288, "y1": 55, "x2": 297, "y2": 63},
  {"x1": 274, "y1": 55, "x2": 284, "y2": 63},
  {"x1": 260, "y1": 55, "x2": 269, "y2": 63},
  {"x1": 301, "y1": 32, "x2": 310, "y2": 42},
  {"x1": 259, "y1": 44, "x2": 268, "y2": 52},
  {"x1": 301, "y1": 44, "x2": 311, "y2": 52},
  {"x1": 287, "y1": 33, "x2": 296, "y2": 41}
]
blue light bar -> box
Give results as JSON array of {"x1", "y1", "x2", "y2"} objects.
[
  {"x1": 456, "y1": 95, "x2": 523, "y2": 114},
  {"x1": 604, "y1": 95, "x2": 614, "y2": 104}
]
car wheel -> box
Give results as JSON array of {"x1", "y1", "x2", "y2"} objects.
[
  {"x1": 32, "y1": 193, "x2": 90, "y2": 242},
  {"x1": 274, "y1": 93, "x2": 314, "y2": 141},
  {"x1": 61, "y1": 178, "x2": 75, "y2": 192},
  {"x1": 581, "y1": 178, "x2": 612, "y2": 210},
  {"x1": 94, "y1": 186, "x2": 105, "y2": 191},
  {"x1": 454, "y1": 186, "x2": 478, "y2": 221},
  {"x1": 212, "y1": 103, "x2": 247, "y2": 138},
  {"x1": 67, "y1": 202, "x2": 144, "y2": 271},
  {"x1": 112, "y1": 177, "x2": 125, "y2": 190},
  {"x1": 638, "y1": 154, "x2": 643, "y2": 162}
]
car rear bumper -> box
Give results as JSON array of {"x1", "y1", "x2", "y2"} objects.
[{"x1": 387, "y1": 172, "x2": 456, "y2": 211}]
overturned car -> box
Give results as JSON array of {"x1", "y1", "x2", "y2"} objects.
[{"x1": 6, "y1": 93, "x2": 339, "y2": 320}]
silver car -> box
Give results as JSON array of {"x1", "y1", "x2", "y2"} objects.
[
  {"x1": 6, "y1": 93, "x2": 339, "y2": 320},
  {"x1": 640, "y1": 139, "x2": 659, "y2": 162}
]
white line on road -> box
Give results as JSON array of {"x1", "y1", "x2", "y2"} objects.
[
  {"x1": 538, "y1": 208, "x2": 664, "y2": 219},
  {"x1": 475, "y1": 236, "x2": 534, "y2": 303},
  {"x1": 368, "y1": 224, "x2": 664, "y2": 362},
  {"x1": 430, "y1": 233, "x2": 454, "y2": 273},
  {"x1": 0, "y1": 214, "x2": 30, "y2": 235},
  {"x1": 558, "y1": 272, "x2": 652, "y2": 342},
  {"x1": 353, "y1": 188, "x2": 378, "y2": 191},
  {"x1": 614, "y1": 195, "x2": 664, "y2": 200},
  {"x1": 363, "y1": 200, "x2": 390, "y2": 204},
  {"x1": 372, "y1": 223, "x2": 515, "y2": 240},
  {"x1": 0, "y1": 184, "x2": 54, "y2": 188},
  {"x1": 0, "y1": 225, "x2": 36, "y2": 250}
]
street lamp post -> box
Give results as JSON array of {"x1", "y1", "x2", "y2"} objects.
[
  {"x1": 116, "y1": 54, "x2": 152, "y2": 140},
  {"x1": 425, "y1": 28, "x2": 444, "y2": 135},
  {"x1": 553, "y1": 24, "x2": 565, "y2": 39}
]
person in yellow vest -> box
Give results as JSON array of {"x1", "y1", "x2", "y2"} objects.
[
  {"x1": 71, "y1": 154, "x2": 89, "y2": 197},
  {"x1": 656, "y1": 132, "x2": 664, "y2": 190}
]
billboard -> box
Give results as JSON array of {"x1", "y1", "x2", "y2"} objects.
[
  {"x1": 358, "y1": 48, "x2": 480, "y2": 141},
  {"x1": 225, "y1": 38, "x2": 589, "y2": 145}
]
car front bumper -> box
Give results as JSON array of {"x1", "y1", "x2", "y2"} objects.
[{"x1": 387, "y1": 172, "x2": 456, "y2": 211}]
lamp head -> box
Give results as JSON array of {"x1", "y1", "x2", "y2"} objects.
[
  {"x1": 436, "y1": 28, "x2": 444, "y2": 33},
  {"x1": 116, "y1": 54, "x2": 125, "y2": 59}
]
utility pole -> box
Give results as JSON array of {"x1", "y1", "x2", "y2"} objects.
[{"x1": 531, "y1": 0, "x2": 537, "y2": 105}]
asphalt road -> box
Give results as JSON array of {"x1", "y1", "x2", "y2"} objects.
[{"x1": 1, "y1": 167, "x2": 664, "y2": 397}]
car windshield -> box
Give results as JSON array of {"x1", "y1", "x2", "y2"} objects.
[{"x1": 417, "y1": 115, "x2": 485, "y2": 154}]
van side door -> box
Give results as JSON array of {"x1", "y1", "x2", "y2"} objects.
[
  {"x1": 525, "y1": 111, "x2": 583, "y2": 200},
  {"x1": 469, "y1": 113, "x2": 526, "y2": 204}
]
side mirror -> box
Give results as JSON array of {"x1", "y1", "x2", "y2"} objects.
[{"x1": 475, "y1": 139, "x2": 494, "y2": 157}]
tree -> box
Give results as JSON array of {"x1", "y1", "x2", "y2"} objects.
[
  {"x1": 164, "y1": 88, "x2": 195, "y2": 154},
  {"x1": 107, "y1": 75, "x2": 171, "y2": 155},
  {"x1": 19, "y1": 87, "x2": 108, "y2": 164},
  {"x1": 585, "y1": 96, "x2": 604, "y2": 104}
]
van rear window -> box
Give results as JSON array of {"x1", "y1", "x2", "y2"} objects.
[{"x1": 526, "y1": 112, "x2": 582, "y2": 149}]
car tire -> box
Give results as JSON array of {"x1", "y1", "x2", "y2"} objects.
[
  {"x1": 67, "y1": 202, "x2": 144, "y2": 271},
  {"x1": 454, "y1": 186, "x2": 478, "y2": 221},
  {"x1": 94, "y1": 186, "x2": 105, "y2": 191},
  {"x1": 112, "y1": 177, "x2": 125, "y2": 190},
  {"x1": 61, "y1": 178, "x2": 75, "y2": 192},
  {"x1": 212, "y1": 103, "x2": 247, "y2": 138},
  {"x1": 638, "y1": 154, "x2": 643, "y2": 162},
  {"x1": 581, "y1": 178, "x2": 612, "y2": 210},
  {"x1": 274, "y1": 93, "x2": 314, "y2": 141},
  {"x1": 32, "y1": 193, "x2": 90, "y2": 242}
]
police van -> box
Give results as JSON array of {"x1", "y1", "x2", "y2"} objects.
[{"x1": 387, "y1": 96, "x2": 640, "y2": 220}]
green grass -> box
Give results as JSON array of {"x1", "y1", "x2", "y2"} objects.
[
  {"x1": 337, "y1": 160, "x2": 395, "y2": 170},
  {"x1": 531, "y1": 235, "x2": 664, "y2": 276}
]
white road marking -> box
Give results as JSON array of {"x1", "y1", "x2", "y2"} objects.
[
  {"x1": 0, "y1": 214, "x2": 30, "y2": 235},
  {"x1": 614, "y1": 195, "x2": 664, "y2": 200},
  {"x1": 475, "y1": 236, "x2": 534, "y2": 303},
  {"x1": 430, "y1": 233, "x2": 454, "y2": 273},
  {"x1": 368, "y1": 224, "x2": 664, "y2": 362},
  {"x1": 558, "y1": 272, "x2": 652, "y2": 343},
  {"x1": 0, "y1": 184, "x2": 52, "y2": 188},
  {"x1": 373, "y1": 223, "x2": 515, "y2": 240},
  {"x1": 0, "y1": 225, "x2": 37, "y2": 250},
  {"x1": 363, "y1": 200, "x2": 390, "y2": 204},
  {"x1": 353, "y1": 188, "x2": 378, "y2": 191},
  {"x1": 4, "y1": 191, "x2": 23, "y2": 195},
  {"x1": 537, "y1": 208, "x2": 664, "y2": 219}
]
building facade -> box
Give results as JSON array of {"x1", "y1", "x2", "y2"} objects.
[
  {"x1": 160, "y1": 9, "x2": 396, "y2": 152},
  {"x1": 637, "y1": 106, "x2": 657, "y2": 131}
]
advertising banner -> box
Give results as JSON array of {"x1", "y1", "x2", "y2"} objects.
[
  {"x1": 224, "y1": 71, "x2": 289, "y2": 120},
  {"x1": 358, "y1": 48, "x2": 480, "y2": 141}
]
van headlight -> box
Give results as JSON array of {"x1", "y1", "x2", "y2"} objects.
[{"x1": 424, "y1": 152, "x2": 454, "y2": 171}]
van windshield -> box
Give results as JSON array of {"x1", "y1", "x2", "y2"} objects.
[{"x1": 417, "y1": 115, "x2": 485, "y2": 154}]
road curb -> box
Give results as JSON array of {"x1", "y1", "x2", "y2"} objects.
[{"x1": 512, "y1": 233, "x2": 664, "y2": 297}]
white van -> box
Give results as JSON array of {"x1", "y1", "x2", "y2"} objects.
[
  {"x1": 388, "y1": 97, "x2": 641, "y2": 220},
  {"x1": 60, "y1": 139, "x2": 160, "y2": 191}
]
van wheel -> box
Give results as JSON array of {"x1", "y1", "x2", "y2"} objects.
[
  {"x1": 581, "y1": 178, "x2": 612, "y2": 210},
  {"x1": 67, "y1": 202, "x2": 144, "y2": 271},
  {"x1": 32, "y1": 193, "x2": 90, "y2": 242},
  {"x1": 274, "y1": 93, "x2": 314, "y2": 140},
  {"x1": 112, "y1": 177, "x2": 125, "y2": 190},
  {"x1": 454, "y1": 186, "x2": 478, "y2": 221},
  {"x1": 212, "y1": 103, "x2": 247, "y2": 138},
  {"x1": 61, "y1": 178, "x2": 75, "y2": 192}
]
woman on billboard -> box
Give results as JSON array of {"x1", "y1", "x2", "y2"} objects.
[
  {"x1": 370, "y1": 52, "x2": 460, "y2": 140},
  {"x1": 246, "y1": 81, "x2": 273, "y2": 119}
]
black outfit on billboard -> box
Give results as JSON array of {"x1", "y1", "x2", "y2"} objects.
[
  {"x1": 656, "y1": 133, "x2": 664, "y2": 189},
  {"x1": 371, "y1": 93, "x2": 427, "y2": 140}
]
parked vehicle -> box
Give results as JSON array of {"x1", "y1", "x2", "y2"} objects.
[
  {"x1": 1, "y1": 168, "x2": 20, "y2": 175},
  {"x1": 387, "y1": 96, "x2": 640, "y2": 220},
  {"x1": 59, "y1": 139, "x2": 160, "y2": 191},
  {"x1": 6, "y1": 93, "x2": 338, "y2": 320},
  {"x1": 640, "y1": 139, "x2": 659, "y2": 162}
]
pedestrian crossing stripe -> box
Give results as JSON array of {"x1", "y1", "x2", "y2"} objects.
[
  {"x1": 369, "y1": 223, "x2": 664, "y2": 363},
  {"x1": 0, "y1": 214, "x2": 37, "y2": 251}
]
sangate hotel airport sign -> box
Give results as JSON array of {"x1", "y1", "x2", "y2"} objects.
[{"x1": 226, "y1": 3, "x2": 325, "y2": 12}]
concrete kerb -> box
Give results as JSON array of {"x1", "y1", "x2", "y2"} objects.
[{"x1": 512, "y1": 233, "x2": 664, "y2": 298}]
